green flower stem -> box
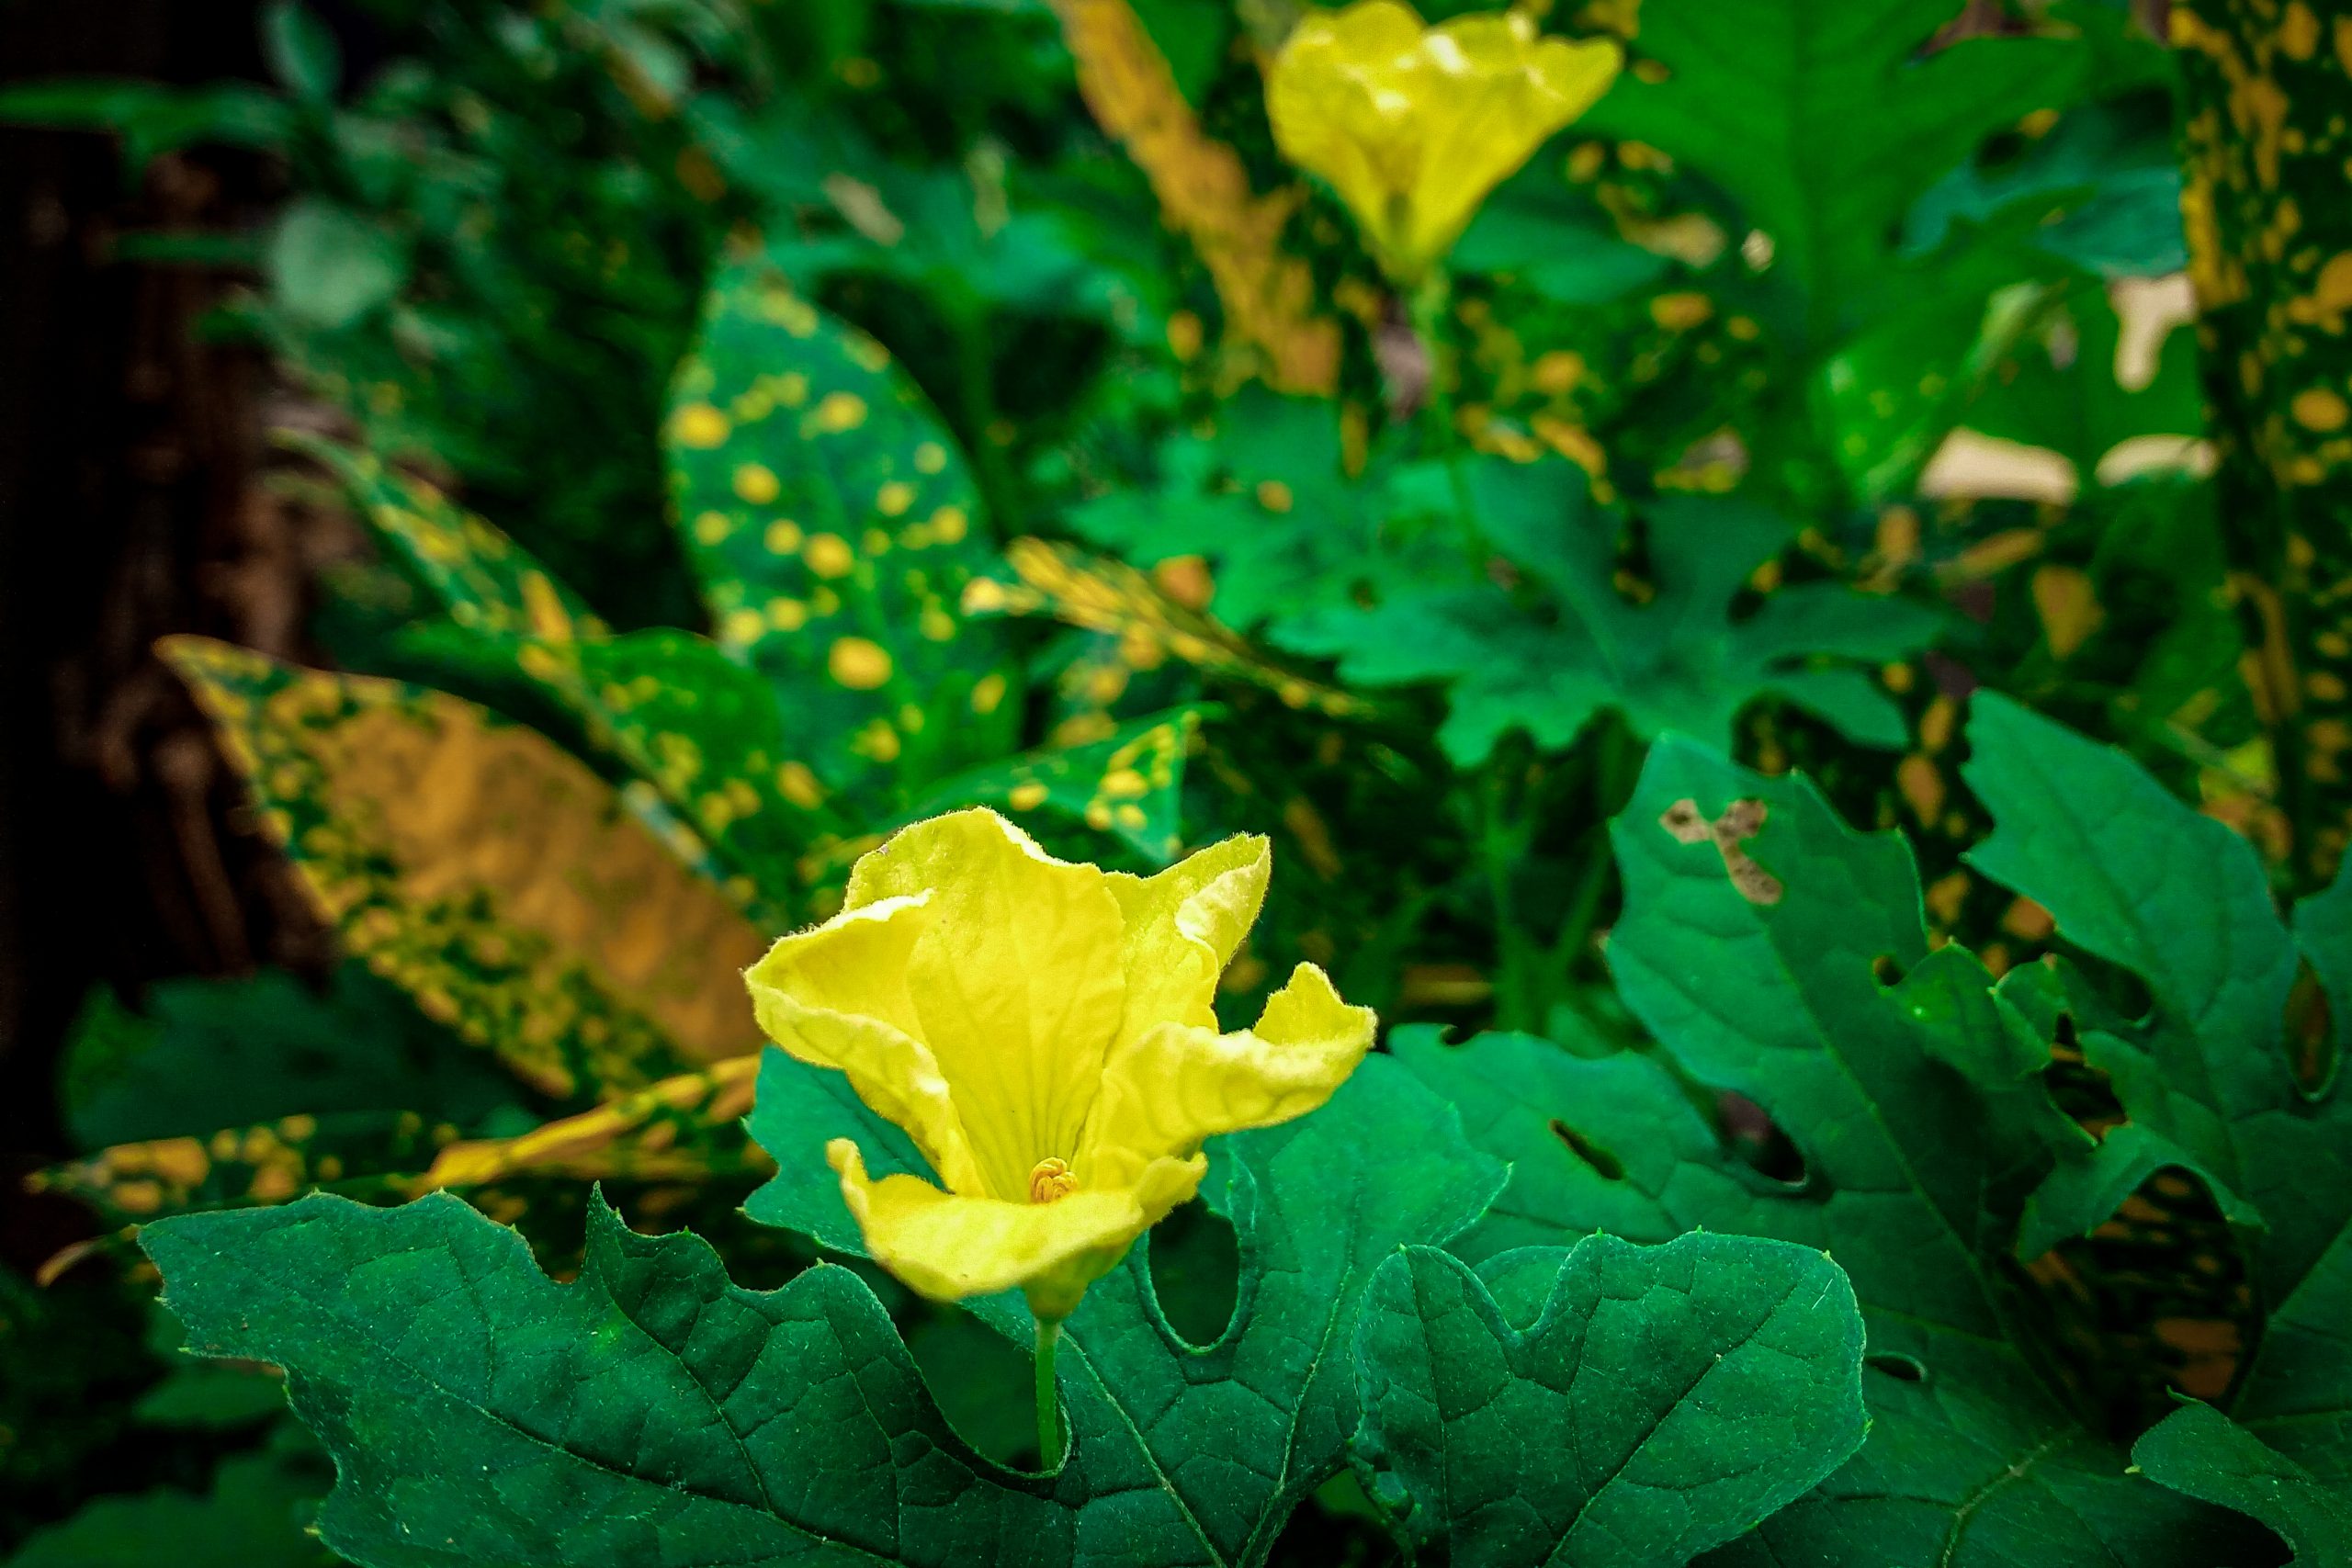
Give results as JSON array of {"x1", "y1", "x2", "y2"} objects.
[
  {"x1": 1407, "y1": 268, "x2": 1482, "y2": 560},
  {"x1": 1034, "y1": 1317, "x2": 1062, "y2": 1467}
]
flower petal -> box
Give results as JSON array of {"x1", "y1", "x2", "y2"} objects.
[
  {"x1": 1080, "y1": 962, "x2": 1375, "y2": 1187},
  {"x1": 1105, "y1": 833, "x2": 1271, "y2": 1042},
  {"x1": 1409, "y1": 23, "x2": 1620, "y2": 265},
  {"x1": 830, "y1": 1139, "x2": 1204, "y2": 1320},
  {"x1": 844, "y1": 808, "x2": 1127, "y2": 1201},
  {"x1": 745, "y1": 895, "x2": 989, "y2": 1195}
]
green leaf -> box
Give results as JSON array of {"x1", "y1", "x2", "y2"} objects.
[
  {"x1": 1275, "y1": 491, "x2": 1939, "y2": 762},
  {"x1": 667, "y1": 259, "x2": 1017, "y2": 799},
  {"x1": 1351, "y1": 1236, "x2": 1867, "y2": 1566},
  {"x1": 910, "y1": 707, "x2": 1203, "y2": 864},
  {"x1": 60, "y1": 965, "x2": 516, "y2": 1151},
  {"x1": 0, "y1": 79, "x2": 293, "y2": 169},
  {"x1": 1905, "y1": 107, "x2": 2188, "y2": 280},
  {"x1": 142, "y1": 1190, "x2": 1082, "y2": 1566},
  {"x1": 1380, "y1": 739, "x2": 2265, "y2": 1564},
  {"x1": 261, "y1": 1, "x2": 341, "y2": 101},
  {"x1": 144, "y1": 1067, "x2": 1498, "y2": 1568},
  {"x1": 266, "y1": 200, "x2": 407, "y2": 330},
  {"x1": 747, "y1": 1051, "x2": 1510, "y2": 1563},
  {"x1": 1064, "y1": 390, "x2": 1384, "y2": 634},
  {"x1": 1387, "y1": 1026, "x2": 1724, "y2": 1263},
  {"x1": 1453, "y1": 162, "x2": 1671, "y2": 305},
  {"x1": 2132, "y1": 1403, "x2": 2352, "y2": 1565},
  {"x1": 5, "y1": 1450, "x2": 331, "y2": 1568},
  {"x1": 1588, "y1": 0, "x2": 2086, "y2": 340},
  {"x1": 1962, "y1": 693, "x2": 2352, "y2": 1480}
]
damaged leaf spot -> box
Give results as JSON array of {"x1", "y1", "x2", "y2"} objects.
[
  {"x1": 1660, "y1": 797, "x2": 1784, "y2": 905},
  {"x1": 1548, "y1": 1118, "x2": 1627, "y2": 1181}
]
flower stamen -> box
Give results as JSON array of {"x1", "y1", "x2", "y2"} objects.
[{"x1": 1028, "y1": 1157, "x2": 1079, "y2": 1205}]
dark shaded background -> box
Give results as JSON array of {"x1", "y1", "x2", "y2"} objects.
[{"x1": 0, "y1": 2, "x2": 340, "y2": 1263}]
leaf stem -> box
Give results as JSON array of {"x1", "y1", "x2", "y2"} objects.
[{"x1": 1034, "y1": 1317, "x2": 1062, "y2": 1468}]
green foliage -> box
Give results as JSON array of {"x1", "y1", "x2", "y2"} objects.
[
  {"x1": 1276, "y1": 478, "x2": 1939, "y2": 761},
  {"x1": 1351, "y1": 1235, "x2": 1867, "y2": 1565},
  {"x1": 1586, "y1": 0, "x2": 2088, "y2": 340},
  {"x1": 2133, "y1": 1404, "x2": 2352, "y2": 1566},
  {"x1": 17, "y1": 0, "x2": 2335, "y2": 1561}
]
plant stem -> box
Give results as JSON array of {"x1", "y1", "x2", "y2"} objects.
[
  {"x1": 1408, "y1": 269, "x2": 1481, "y2": 558},
  {"x1": 1034, "y1": 1318, "x2": 1062, "y2": 1467},
  {"x1": 1544, "y1": 717, "x2": 1639, "y2": 991}
]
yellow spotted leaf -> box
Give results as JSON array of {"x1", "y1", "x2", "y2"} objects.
[
  {"x1": 311, "y1": 443, "x2": 840, "y2": 920},
  {"x1": 667, "y1": 260, "x2": 1020, "y2": 800},
  {"x1": 910, "y1": 707, "x2": 1204, "y2": 863},
  {"x1": 413, "y1": 1057, "x2": 767, "y2": 1193},
  {"x1": 968, "y1": 538, "x2": 1367, "y2": 718},
  {"x1": 161, "y1": 637, "x2": 766, "y2": 1100},
  {"x1": 29, "y1": 1111, "x2": 458, "y2": 1224}
]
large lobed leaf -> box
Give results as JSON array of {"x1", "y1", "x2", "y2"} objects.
[
  {"x1": 1396, "y1": 733, "x2": 2275, "y2": 1564},
  {"x1": 748, "y1": 1052, "x2": 1507, "y2": 1564},
  {"x1": 1587, "y1": 0, "x2": 2087, "y2": 340},
  {"x1": 1273, "y1": 479, "x2": 1939, "y2": 764},
  {"x1": 1352, "y1": 1235, "x2": 1867, "y2": 1566},
  {"x1": 145, "y1": 1055, "x2": 1508, "y2": 1567},
  {"x1": 1963, "y1": 693, "x2": 2352, "y2": 1482}
]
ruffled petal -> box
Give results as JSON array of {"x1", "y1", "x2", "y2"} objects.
[
  {"x1": 1408, "y1": 23, "x2": 1620, "y2": 264},
  {"x1": 1079, "y1": 962, "x2": 1374, "y2": 1187},
  {"x1": 830, "y1": 1139, "x2": 1204, "y2": 1320},
  {"x1": 844, "y1": 809, "x2": 1127, "y2": 1201},
  {"x1": 1105, "y1": 833, "x2": 1271, "y2": 1043},
  {"x1": 1266, "y1": 0, "x2": 1620, "y2": 280},
  {"x1": 744, "y1": 895, "x2": 988, "y2": 1195}
]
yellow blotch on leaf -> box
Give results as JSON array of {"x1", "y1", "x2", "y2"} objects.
[
  {"x1": 734, "y1": 464, "x2": 782, "y2": 505},
  {"x1": 1264, "y1": 0, "x2": 1622, "y2": 284},
  {"x1": 672, "y1": 402, "x2": 731, "y2": 449},
  {"x1": 931, "y1": 505, "x2": 969, "y2": 544},
  {"x1": 876, "y1": 480, "x2": 917, "y2": 517},
  {"x1": 807, "y1": 533, "x2": 856, "y2": 579},
  {"x1": 765, "y1": 519, "x2": 804, "y2": 554},
  {"x1": 815, "y1": 391, "x2": 868, "y2": 433},
  {"x1": 776, "y1": 761, "x2": 826, "y2": 809},
  {"x1": 745, "y1": 809, "x2": 1374, "y2": 1320},
  {"x1": 830, "y1": 637, "x2": 895, "y2": 691},
  {"x1": 2292, "y1": 386, "x2": 2350, "y2": 432},
  {"x1": 1008, "y1": 780, "x2": 1049, "y2": 810}
]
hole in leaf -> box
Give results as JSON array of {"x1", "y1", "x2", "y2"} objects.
[
  {"x1": 1865, "y1": 1351, "x2": 1928, "y2": 1384},
  {"x1": 1148, "y1": 1197, "x2": 1240, "y2": 1348},
  {"x1": 1720, "y1": 1090, "x2": 1808, "y2": 1187},
  {"x1": 2286, "y1": 955, "x2": 2337, "y2": 1095},
  {"x1": 1549, "y1": 1119, "x2": 1627, "y2": 1181},
  {"x1": 1871, "y1": 953, "x2": 1907, "y2": 987}
]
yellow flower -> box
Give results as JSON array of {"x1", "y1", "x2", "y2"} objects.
[
  {"x1": 745, "y1": 807, "x2": 1375, "y2": 1321},
  {"x1": 1265, "y1": 1, "x2": 1623, "y2": 284}
]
